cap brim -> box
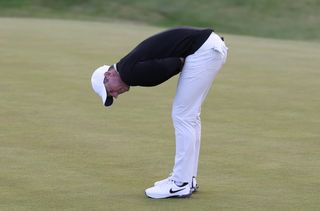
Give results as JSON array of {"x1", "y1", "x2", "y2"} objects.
[{"x1": 104, "y1": 96, "x2": 113, "y2": 107}]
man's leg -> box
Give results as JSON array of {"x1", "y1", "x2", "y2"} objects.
[
  {"x1": 193, "y1": 111, "x2": 201, "y2": 178},
  {"x1": 171, "y1": 48, "x2": 225, "y2": 185},
  {"x1": 193, "y1": 81, "x2": 214, "y2": 178}
]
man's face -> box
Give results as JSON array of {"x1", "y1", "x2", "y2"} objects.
[{"x1": 104, "y1": 71, "x2": 129, "y2": 98}]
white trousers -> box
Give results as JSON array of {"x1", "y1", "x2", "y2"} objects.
[{"x1": 171, "y1": 32, "x2": 228, "y2": 184}]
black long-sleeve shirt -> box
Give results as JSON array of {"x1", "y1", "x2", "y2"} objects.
[{"x1": 116, "y1": 27, "x2": 213, "y2": 86}]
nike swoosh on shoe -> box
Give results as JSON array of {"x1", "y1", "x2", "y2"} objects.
[{"x1": 169, "y1": 188, "x2": 186, "y2": 194}]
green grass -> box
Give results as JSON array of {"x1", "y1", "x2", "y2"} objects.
[
  {"x1": 0, "y1": 17, "x2": 320, "y2": 210},
  {"x1": 0, "y1": 0, "x2": 319, "y2": 41}
]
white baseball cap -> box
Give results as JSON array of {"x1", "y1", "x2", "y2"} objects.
[{"x1": 91, "y1": 65, "x2": 114, "y2": 107}]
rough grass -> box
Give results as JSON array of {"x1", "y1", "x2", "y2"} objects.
[
  {"x1": 0, "y1": 17, "x2": 319, "y2": 210},
  {"x1": 0, "y1": 0, "x2": 319, "y2": 40}
]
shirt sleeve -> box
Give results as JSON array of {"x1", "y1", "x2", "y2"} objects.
[{"x1": 120, "y1": 57, "x2": 183, "y2": 86}]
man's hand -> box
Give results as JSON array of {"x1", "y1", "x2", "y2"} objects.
[{"x1": 180, "y1": 57, "x2": 185, "y2": 64}]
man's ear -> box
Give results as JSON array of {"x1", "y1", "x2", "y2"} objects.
[{"x1": 105, "y1": 71, "x2": 112, "y2": 77}]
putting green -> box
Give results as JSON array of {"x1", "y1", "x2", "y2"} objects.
[{"x1": 0, "y1": 17, "x2": 319, "y2": 210}]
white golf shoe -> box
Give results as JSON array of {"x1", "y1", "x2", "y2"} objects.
[
  {"x1": 154, "y1": 175, "x2": 199, "y2": 193},
  {"x1": 145, "y1": 180, "x2": 191, "y2": 199}
]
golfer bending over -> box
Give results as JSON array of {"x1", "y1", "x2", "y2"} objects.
[{"x1": 91, "y1": 26, "x2": 228, "y2": 199}]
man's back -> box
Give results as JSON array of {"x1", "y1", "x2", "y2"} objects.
[{"x1": 117, "y1": 27, "x2": 213, "y2": 86}]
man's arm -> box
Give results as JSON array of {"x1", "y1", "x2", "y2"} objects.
[{"x1": 121, "y1": 57, "x2": 184, "y2": 86}]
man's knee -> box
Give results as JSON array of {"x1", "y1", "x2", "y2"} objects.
[{"x1": 172, "y1": 108, "x2": 199, "y2": 126}]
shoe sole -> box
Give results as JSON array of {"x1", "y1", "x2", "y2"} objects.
[
  {"x1": 155, "y1": 182, "x2": 199, "y2": 193},
  {"x1": 145, "y1": 191, "x2": 192, "y2": 199}
]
